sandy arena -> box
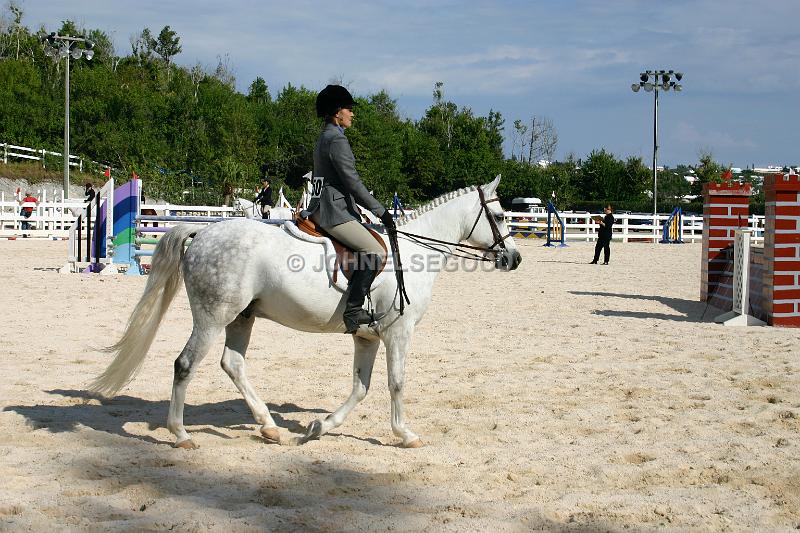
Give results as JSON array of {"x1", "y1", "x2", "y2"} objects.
[{"x1": 1, "y1": 238, "x2": 798, "y2": 531}]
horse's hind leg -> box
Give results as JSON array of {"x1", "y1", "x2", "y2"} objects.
[
  {"x1": 220, "y1": 313, "x2": 280, "y2": 444},
  {"x1": 167, "y1": 325, "x2": 222, "y2": 449},
  {"x1": 299, "y1": 335, "x2": 379, "y2": 444}
]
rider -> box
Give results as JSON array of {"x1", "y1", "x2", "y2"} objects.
[
  {"x1": 255, "y1": 166, "x2": 273, "y2": 218},
  {"x1": 307, "y1": 84, "x2": 396, "y2": 334}
]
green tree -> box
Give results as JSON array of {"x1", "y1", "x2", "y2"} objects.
[
  {"x1": 0, "y1": 60, "x2": 51, "y2": 146},
  {"x1": 155, "y1": 25, "x2": 181, "y2": 65},
  {"x1": 691, "y1": 151, "x2": 726, "y2": 195},
  {"x1": 347, "y1": 91, "x2": 406, "y2": 204},
  {"x1": 656, "y1": 166, "x2": 690, "y2": 203},
  {"x1": 247, "y1": 77, "x2": 271, "y2": 104},
  {"x1": 579, "y1": 150, "x2": 649, "y2": 204}
]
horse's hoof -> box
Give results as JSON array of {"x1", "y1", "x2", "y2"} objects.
[
  {"x1": 174, "y1": 439, "x2": 198, "y2": 449},
  {"x1": 403, "y1": 438, "x2": 424, "y2": 449},
  {"x1": 305, "y1": 419, "x2": 323, "y2": 440},
  {"x1": 260, "y1": 426, "x2": 281, "y2": 444}
]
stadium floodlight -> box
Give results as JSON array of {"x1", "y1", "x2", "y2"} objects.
[
  {"x1": 41, "y1": 33, "x2": 95, "y2": 199},
  {"x1": 631, "y1": 69, "x2": 685, "y2": 217}
]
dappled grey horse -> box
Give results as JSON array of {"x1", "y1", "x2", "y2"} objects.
[{"x1": 89, "y1": 176, "x2": 521, "y2": 448}]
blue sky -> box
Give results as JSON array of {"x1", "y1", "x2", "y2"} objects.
[{"x1": 16, "y1": 0, "x2": 800, "y2": 168}]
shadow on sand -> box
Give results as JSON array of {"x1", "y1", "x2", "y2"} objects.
[
  {"x1": 4, "y1": 389, "x2": 331, "y2": 446},
  {"x1": 570, "y1": 290, "x2": 718, "y2": 323}
]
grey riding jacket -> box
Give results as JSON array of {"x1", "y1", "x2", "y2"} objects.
[{"x1": 307, "y1": 123, "x2": 386, "y2": 227}]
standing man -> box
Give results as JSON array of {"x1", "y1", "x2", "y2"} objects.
[
  {"x1": 590, "y1": 204, "x2": 615, "y2": 265},
  {"x1": 19, "y1": 191, "x2": 39, "y2": 235}
]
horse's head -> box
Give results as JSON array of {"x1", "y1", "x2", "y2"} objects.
[
  {"x1": 234, "y1": 197, "x2": 257, "y2": 219},
  {"x1": 463, "y1": 175, "x2": 522, "y2": 271}
]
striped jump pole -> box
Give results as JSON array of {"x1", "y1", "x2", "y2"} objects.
[{"x1": 660, "y1": 206, "x2": 684, "y2": 244}]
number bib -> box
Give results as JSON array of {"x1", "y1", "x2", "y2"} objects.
[{"x1": 310, "y1": 176, "x2": 325, "y2": 200}]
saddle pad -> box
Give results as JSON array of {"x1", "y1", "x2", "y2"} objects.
[{"x1": 283, "y1": 221, "x2": 389, "y2": 292}]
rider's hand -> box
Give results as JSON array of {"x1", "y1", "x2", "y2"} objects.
[{"x1": 380, "y1": 211, "x2": 396, "y2": 230}]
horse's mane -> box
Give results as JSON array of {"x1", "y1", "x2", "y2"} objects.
[{"x1": 396, "y1": 185, "x2": 477, "y2": 227}]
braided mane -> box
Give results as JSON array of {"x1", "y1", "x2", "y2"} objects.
[{"x1": 396, "y1": 186, "x2": 477, "y2": 227}]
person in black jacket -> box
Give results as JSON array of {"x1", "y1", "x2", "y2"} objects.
[
  {"x1": 84, "y1": 183, "x2": 96, "y2": 203},
  {"x1": 255, "y1": 174, "x2": 273, "y2": 219},
  {"x1": 590, "y1": 204, "x2": 615, "y2": 265}
]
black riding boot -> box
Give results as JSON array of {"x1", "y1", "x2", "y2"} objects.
[{"x1": 343, "y1": 253, "x2": 382, "y2": 334}]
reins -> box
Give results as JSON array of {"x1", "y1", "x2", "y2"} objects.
[
  {"x1": 385, "y1": 226, "x2": 411, "y2": 315},
  {"x1": 393, "y1": 187, "x2": 510, "y2": 262},
  {"x1": 383, "y1": 187, "x2": 511, "y2": 315}
]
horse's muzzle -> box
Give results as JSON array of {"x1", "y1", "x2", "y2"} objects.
[{"x1": 495, "y1": 249, "x2": 522, "y2": 271}]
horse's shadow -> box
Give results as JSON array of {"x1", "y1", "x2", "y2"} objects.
[
  {"x1": 569, "y1": 290, "x2": 715, "y2": 322},
  {"x1": 3, "y1": 389, "x2": 329, "y2": 446}
]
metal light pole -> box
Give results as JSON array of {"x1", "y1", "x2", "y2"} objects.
[
  {"x1": 41, "y1": 33, "x2": 94, "y2": 199},
  {"x1": 632, "y1": 70, "x2": 683, "y2": 216}
]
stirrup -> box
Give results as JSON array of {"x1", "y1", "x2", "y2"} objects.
[{"x1": 343, "y1": 309, "x2": 386, "y2": 334}]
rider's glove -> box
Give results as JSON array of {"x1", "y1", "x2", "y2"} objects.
[{"x1": 380, "y1": 210, "x2": 396, "y2": 230}]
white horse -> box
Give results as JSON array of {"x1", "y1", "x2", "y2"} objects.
[
  {"x1": 89, "y1": 176, "x2": 521, "y2": 448},
  {"x1": 234, "y1": 197, "x2": 294, "y2": 220},
  {"x1": 233, "y1": 197, "x2": 260, "y2": 218}
]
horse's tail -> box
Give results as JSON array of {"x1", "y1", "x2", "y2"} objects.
[{"x1": 88, "y1": 225, "x2": 196, "y2": 398}]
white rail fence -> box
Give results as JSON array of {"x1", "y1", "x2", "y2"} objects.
[
  {"x1": 0, "y1": 191, "x2": 244, "y2": 238},
  {"x1": 1, "y1": 192, "x2": 767, "y2": 244},
  {"x1": 503, "y1": 211, "x2": 765, "y2": 245},
  {"x1": 2, "y1": 142, "x2": 83, "y2": 171}
]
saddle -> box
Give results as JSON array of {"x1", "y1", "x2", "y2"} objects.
[{"x1": 287, "y1": 217, "x2": 388, "y2": 288}]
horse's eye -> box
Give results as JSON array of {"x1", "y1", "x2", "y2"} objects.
[{"x1": 494, "y1": 213, "x2": 505, "y2": 222}]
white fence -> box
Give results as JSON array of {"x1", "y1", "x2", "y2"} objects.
[
  {"x1": 0, "y1": 191, "x2": 244, "y2": 238},
  {"x1": 503, "y1": 211, "x2": 765, "y2": 244},
  {"x1": 2, "y1": 142, "x2": 83, "y2": 171},
  {"x1": 0, "y1": 191, "x2": 766, "y2": 244}
]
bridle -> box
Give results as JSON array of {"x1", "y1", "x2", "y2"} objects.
[
  {"x1": 464, "y1": 187, "x2": 511, "y2": 254},
  {"x1": 384, "y1": 187, "x2": 512, "y2": 316},
  {"x1": 393, "y1": 187, "x2": 511, "y2": 262}
]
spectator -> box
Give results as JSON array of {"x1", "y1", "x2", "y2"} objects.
[
  {"x1": 222, "y1": 182, "x2": 234, "y2": 207},
  {"x1": 19, "y1": 191, "x2": 39, "y2": 235},
  {"x1": 84, "y1": 183, "x2": 96, "y2": 203}
]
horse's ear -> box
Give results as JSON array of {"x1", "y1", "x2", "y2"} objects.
[{"x1": 482, "y1": 175, "x2": 502, "y2": 196}]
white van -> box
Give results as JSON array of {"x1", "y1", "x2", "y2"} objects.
[{"x1": 511, "y1": 197, "x2": 546, "y2": 215}]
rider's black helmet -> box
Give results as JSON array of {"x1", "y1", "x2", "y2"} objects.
[{"x1": 316, "y1": 84, "x2": 356, "y2": 118}]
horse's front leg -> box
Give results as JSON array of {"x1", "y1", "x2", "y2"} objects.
[
  {"x1": 297, "y1": 335, "x2": 379, "y2": 444},
  {"x1": 384, "y1": 329, "x2": 423, "y2": 448}
]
